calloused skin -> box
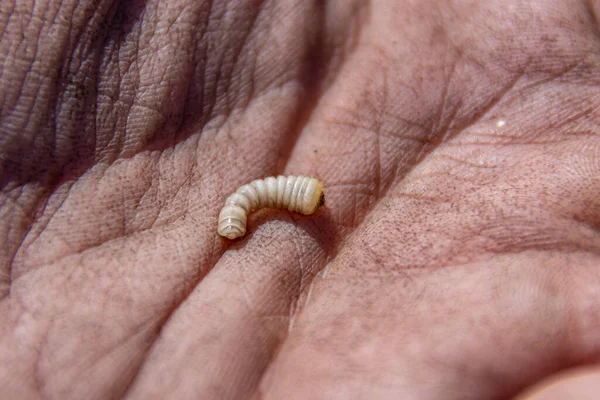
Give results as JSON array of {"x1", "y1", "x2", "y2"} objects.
[{"x1": 1, "y1": 1, "x2": 600, "y2": 399}]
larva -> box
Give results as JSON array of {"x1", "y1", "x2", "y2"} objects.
[{"x1": 217, "y1": 176, "x2": 325, "y2": 239}]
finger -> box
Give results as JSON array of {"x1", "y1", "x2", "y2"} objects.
[{"x1": 515, "y1": 367, "x2": 600, "y2": 400}]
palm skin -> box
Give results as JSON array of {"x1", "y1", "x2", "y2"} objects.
[{"x1": 1, "y1": 1, "x2": 600, "y2": 399}]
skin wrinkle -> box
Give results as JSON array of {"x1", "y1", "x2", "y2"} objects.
[
  {"x1": 10, "y1": 0, "x2": 322, "y2": 276},
  {"x1": 9, "y1": 0, "x2": 202, "y2": 266},
  {"x1": 1, "y1": 1, "x2": 600, "y2": 399},
  {"x1": 262, "y1": 4, "x2": 600, "y2": 398},
  {"x1": 9, "y1": 181, "x2": 74, "y2": 278},
  {"x1": 51, "y1": 0, "x2": 117, "y2": 178},
  {"x1": 263, "y1": 252, "x2": 600, "y2": 399},
  {"x1": 114, "y1": 2, "x2": 360, "y2": 396},
  {"x1": 268, "y1": 0, "x2": 556, "y2": 390},
  {"x1": 586, "y1": 0, "x2": 600, "y2": 40},
  {"x1": 124, "y1": 220, "x2": 326, "y2": 399},
  {"x1": 0, "y1": 0, "x2": 124, "y2": 297},
  {"x1": 0, "y1": 187, "x2": 38, "y2": 298}
]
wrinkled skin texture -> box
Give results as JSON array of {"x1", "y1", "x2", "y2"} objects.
[{"x1": 1, "y1": 0, "x2": 600, "y2": 399}]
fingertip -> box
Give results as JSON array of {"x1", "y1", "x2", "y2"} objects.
[{"x1": 515, "y1": 367, "x2": 600, "y2": 400}]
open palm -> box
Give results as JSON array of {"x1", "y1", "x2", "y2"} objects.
[{"x1": 1, "y1": 1, "x2": 600, "y2": 399}]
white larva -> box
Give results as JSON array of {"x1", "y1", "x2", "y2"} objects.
[{"x1": 217, "y1": 175, "x2": 325, "y2": 239}]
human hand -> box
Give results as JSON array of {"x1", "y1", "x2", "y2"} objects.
[{"x1": 1, "y1": 1, "x2": 599, "y2": 399}]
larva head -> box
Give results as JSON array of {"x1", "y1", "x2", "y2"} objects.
[
  {"x1": 318, "y1": 191, "x2": 325, "y2": 207},
  {"x1": 300, "y1": 178, "x2": 325, "y2": 215}
]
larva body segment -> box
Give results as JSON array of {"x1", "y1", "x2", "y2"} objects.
[{"x1": 217, "y1": 175, "x2": 325, "y2": 239}]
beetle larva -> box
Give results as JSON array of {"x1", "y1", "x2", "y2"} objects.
[{"x1": 217, "y1": 175, "x2": 325, "y2": 239}]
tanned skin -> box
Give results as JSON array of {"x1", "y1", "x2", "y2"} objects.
[{"x1": 1, "y1": 1, "x2": 600, "y2": 399}]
